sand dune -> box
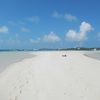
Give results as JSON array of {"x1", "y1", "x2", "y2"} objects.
[{"x1": 0, "y1": 51, "x2": 100, "y2": 100}]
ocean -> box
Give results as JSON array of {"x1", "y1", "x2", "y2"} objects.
[
  {"x1": 0, "y1": 51, "x2": 34, "y2": 73},
  {"x1": 84, "y1": 51, "x2": 100, "y2": 60}
]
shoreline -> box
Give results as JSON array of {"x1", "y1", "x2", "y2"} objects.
[
  {"x1": 84, "y1": 54, "x2": 100, "y2": 61},
  {"x1": 0, "y1": 52, "x2": 35, "y2": 73},
  {"x1": 84, "y1": 51, "x2": 100, "y2": 61}
]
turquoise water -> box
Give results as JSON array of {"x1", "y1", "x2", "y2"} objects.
[
  {"x1": 0, "y1": 52, "x2": 34, "y2": 72},
  {"x1": 84, "y1": 51, "x2": 100, "y2": 60}
]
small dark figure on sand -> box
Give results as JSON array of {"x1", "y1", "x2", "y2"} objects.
[{"x1": 62, "y1": 54, "x2": 67, "y2": 57}]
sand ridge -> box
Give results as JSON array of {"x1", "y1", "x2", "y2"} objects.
[{"x1": 0, "y1": 51, "x2": 100, "y2": 100}]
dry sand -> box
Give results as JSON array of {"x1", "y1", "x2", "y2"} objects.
[{"x1": 0, "y1": 51, "x2": 100, "y2": 100}]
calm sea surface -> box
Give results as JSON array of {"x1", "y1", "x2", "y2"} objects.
[
  {"x1": 0, "y1": 52, "x2": 34, "y2": 73},
  {"x1": 84, "y1": 51, "x2": 100, "y2": 60}
]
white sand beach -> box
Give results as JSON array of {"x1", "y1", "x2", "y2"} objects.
[{"x1": 0, "y1": 51, "x2": 100, "y2": 100}]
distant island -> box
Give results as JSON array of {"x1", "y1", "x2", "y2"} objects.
[{"x1": 0, "y1": 47, "x2": 100, "y2": 51}]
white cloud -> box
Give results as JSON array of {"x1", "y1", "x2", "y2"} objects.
[
  {"x1": 43, "y1": 32, "x2": 61, "y2": 43},
  {"x1": 21, "y1": 27, "x2": 31, "y2": 32},
  {"x1": 27, "y1": 16, "x2": 40, "y2": 24},
  {"x1": 64, "y1": 14, "x2": 77, "y2": 21},
  {"x1": 30, "y1": 32, "x2": 61, "y2": 44},
  {"x1": 0, "y1": 26, "x2": 8, "y2": 33},
  {"x1": 66, "y1": 21, "x2": 93, "y2": 41},
  {"x1": 52, "y1": 11, "x2": 77, "y2": 21}
]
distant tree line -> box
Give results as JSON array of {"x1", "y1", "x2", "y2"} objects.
[{"x1": 0, "y1": 47, "x2": 100, "y2": 51}]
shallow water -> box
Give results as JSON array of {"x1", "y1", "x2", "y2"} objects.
[
  {"x1": 84, "y1": 51, "x2": 100, "y2": 60},
  {"x1": 0, "y1": 51, "x2": 34, "y2": 72}
]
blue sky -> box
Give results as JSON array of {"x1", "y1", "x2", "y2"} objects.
[{"x1": 0, "y1": 0, "x2": 100, "y2": 49}]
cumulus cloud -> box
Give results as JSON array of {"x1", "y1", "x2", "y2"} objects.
[
  {"x1": 30, "y1": 32, "x2": 61, "y2": 44},
  {"x1": 66, "y1": 21, "x2": 93, "y2": 41},
  {"x1": 52, "y1": 11, "x2": 77, "y2": 21},
  {"x1": 64, "y1": 14, "x2": 77, "y2": 21},
  {"x1": 0, "y1": 26, "x2": 8, "y2": 33},
  {"x1": 43, "y1": 32, "x2": 61, "y2": 43}
]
